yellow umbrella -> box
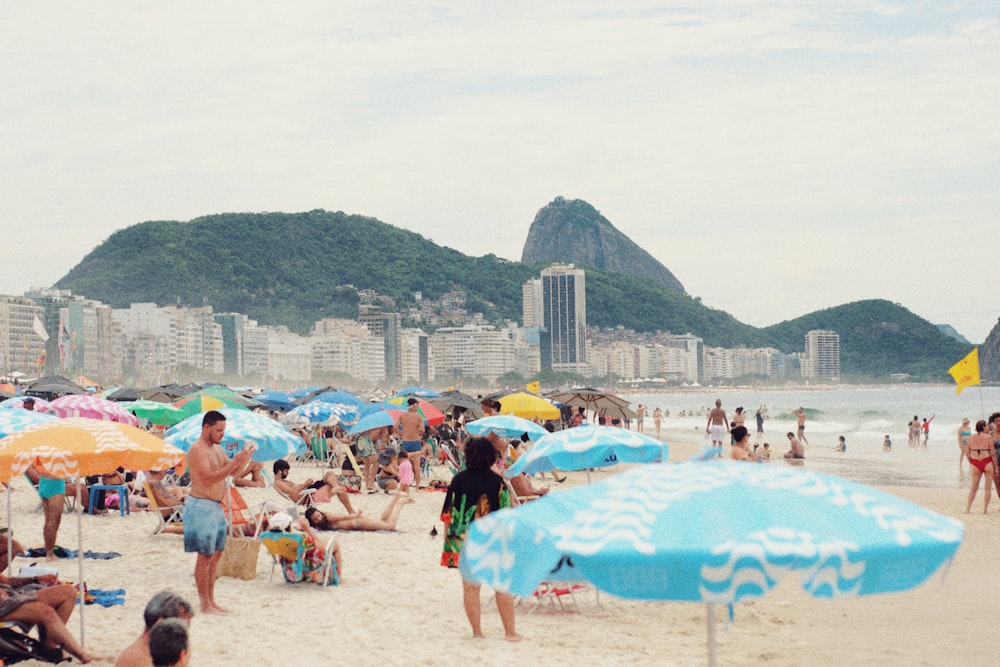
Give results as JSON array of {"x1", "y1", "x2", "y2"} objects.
[
  {"x1": 0, "y1": 418, "x2": 187, "y2": 646},
  {"x1": 497, "y1": 392, "x2": 561, "y2": 421}
]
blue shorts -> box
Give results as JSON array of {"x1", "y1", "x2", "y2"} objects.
[
  {"x1": 38, "y1": 478, "x2": 66, "y2": 499},
  {"x1": 183, "y1": 496, "x2": 228, "y2": 556},
  {"x1": 401, "y1": 440, "x2": 422, "y2": 454}
]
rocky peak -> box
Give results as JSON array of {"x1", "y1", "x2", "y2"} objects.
[{"x1": 520, "y1": 197, "x2": 685, "y2": 292}]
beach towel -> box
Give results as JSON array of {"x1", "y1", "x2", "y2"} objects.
[
  {"x1": 26, "y1": 547, "x2": 122, "y2": 560},
  {"x1": 83, "y1": 588, "x2": 126, "y2": 607}
]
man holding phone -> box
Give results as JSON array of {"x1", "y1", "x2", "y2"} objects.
[{"x1": 184, "y1": 410, "x2": 255, "y2": 615}]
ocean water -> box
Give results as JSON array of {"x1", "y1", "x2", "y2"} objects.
[{"x1": 627, "y1": 385, "x2": 1000, "y2": 488}]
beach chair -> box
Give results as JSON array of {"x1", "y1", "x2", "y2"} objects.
[
  {"x1": 144, "y1": 481, "x2": 184, "y2": 536},
  {"x1": 263, "y1": 468, "x2": 318, "y2": 507},
  {"x1": 221, "y1": 483, "x2": 267, "y2": 538},
  {"x1": 259, "y1": 531, "x2": 339, "y2": 587},
  {"x1": 26, "y1": 475, "x2": 76, "y2": 514},
  {"x1": 503, "y1": 477, "x2": 541, "y2": 507}
]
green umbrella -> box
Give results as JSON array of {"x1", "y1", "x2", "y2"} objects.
[{"x1": 123, "y1": 399, "x2": 186, "y2": 427}]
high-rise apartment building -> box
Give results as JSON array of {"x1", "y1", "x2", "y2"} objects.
[
  {"x1": 803, "y1": 330, "x2": 840, "y2": 381},
  {"x1": 521, "y1": 278, "x2": 543, "y2": 328},
  {"x1": 539, "y1": 264, "x2": 588, "y2": 375}
]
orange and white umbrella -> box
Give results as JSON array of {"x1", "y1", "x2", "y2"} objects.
[
  {"x1": 0, "y1": 418, "x2": 186, "y2": 646},
  {"x1": 0, "y1": 418, "x2": 185, "y2": 482}
]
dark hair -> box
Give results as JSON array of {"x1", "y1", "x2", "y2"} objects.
[
  {"x1": 407, "y1": 397, "x2": 419, "y2": 406},
  {"x1": 989, "y1": 412, "x2": 1000, "y2": 423},
  {"x1": 22, "y1": 397, "x2": 34, "y2": 404},
  {"x1": 731, "y1": 426, "x2": 749, "y2": 442},
  {"x1": 464, "y1": 437, "x2": 499, "y2": 470},
  {"x1": 149, "y1": 617, "x2": 188, "y2": 667},
  {"x1": 273, "y1": 459, "x2": 291, "y2": 474},
  {"x1": 304, "y1": 506, "x2": 328, "y2": 530},
  {"x1": 202, "y1": 410, "x2": 226, "y2": 427},
  {"x1": 977, "y1": 419, "x2": 988, "y2": 434},
  {"x1": 143, "y1": 591, "x2": 192, "y2": 630}
]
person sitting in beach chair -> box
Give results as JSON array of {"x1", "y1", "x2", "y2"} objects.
[
  {"x1": 145, "y1": 470, "x2": 187, "y2": 536},
  {"x1": 303, "y1": 493, "x2": 414, "y2": 532},
  {"x1": 260, "y1": 512, "x2": 341, "y2": 586},
  {"x1": 272, "y1": 459, "x2": 358, "y2": 515}
]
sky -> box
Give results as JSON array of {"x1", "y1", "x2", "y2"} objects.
[{"x1": 2, "y1": 2, "x2": 998, "y2": 343}]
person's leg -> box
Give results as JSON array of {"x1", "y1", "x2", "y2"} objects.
[
  {"x1": 495, "y1": 591, "x2": 522, "y2": 642},
  {"x1": 4, "y1": 601, "x2": 99, "y2": 663},
  {"x1": 194, "y1": 553, "x2": 214, "y2": 612},
  {"x1": 462, "y1": 581, "x2": 484, "y2": 638},
  {"x1": 206, "y1": 550, "x2": 226, "y2": 612},
  {"x1": 966, "y1": 466, "x2": 982, "y2": 513},
  {"x1": 322, "y1": 471, "x2": 357, "y2": 514},
  {"x1": 34, "y1": 585, "x2": 78, "y2": 624},
  {"x1": 41, "y1": 495, "x2": 63, "y2": 561},
  {"x1": 0, "y1": 536, "x2": 24, "y2": 572},
  {"x1": 985, "y1": 465, "x2": 994, "y2": 514}
]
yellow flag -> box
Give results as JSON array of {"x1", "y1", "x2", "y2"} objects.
[
  {"x1": 948, "y1": 348, "x2": 980, "y2": 395},
  {"x1": 526, "y1": 381, "x2": 540, "y2": 394}
]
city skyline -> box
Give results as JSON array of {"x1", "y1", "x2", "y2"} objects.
[{"x1": 1, "y1": 3, "x2": 998, "y2": 344}]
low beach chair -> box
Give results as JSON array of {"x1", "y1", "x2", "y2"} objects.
[
  {"x1": 259, "y1": 530, "x2": 338, "y2": 587},
  {"x1": 144, "y1": 481, "x2": 183, "y2": 536},
  {"x1": 221, "y1": 483, "x2": 267, "y2": 538}
]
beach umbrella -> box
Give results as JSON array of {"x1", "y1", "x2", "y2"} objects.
[
  {"x1": 197, "y1": 385, "x2": 262, "y2": 408},
  {"x1": 0, "y1": 410, "x2": 59, "y2": 441},
  {"x1": 307, "y1": 390, "x2": 365, "y2": 410},
  {"x1": 165, "y1": 408, "x2": 305, "y2": 462},
  {"x1": 394, "y1": 386, "x2": 441, "y2": 398},
  {"x1": 254, "y1": 390, "x2": 299, "y2": 411},
  {"x1": 284, "y1": 401, "x2": 358, "y2": 425},
  {"x1": 122, "y1": 399, "x2": 186, "y2": 427},
  {"x1": 172, "y1": 392, "x2": 251, "y2": 421},
  {"x1": 465, "y1": 415, "x2": 548, "y2": 441},
  {"x1": 381, "y1": 396, "x2": 446, "y2": 426},
  {"x1": 291, "y1": 385, "x2": 328, "y2": 400},
  {"x1": 460, "y1": 460, "x2": 964, "y2": 667},
  {"x1": 547, "y1": 387, "x2": 632, "y2": 413},
  {"x1": 0, "y1": 418, "x2": 187, "y2": 645},
  {"x1": 427, "y1": 390, "x2": 484, "y2": 418},
  {"x1": 0, "y1": 397, "x2": 56, "y2": 413},
  {"x1": 49, "y1": 395, "x2": 139, "y2": 426},
  {"x1": 506, "y1": 425, "x2": 668, "y2": 478},
  {"x1": 347, "y1": 410, "x2": 396, "y2": 436},
  {"x1": 497, "y1": 392, "x2": 561, "y2": 421}
]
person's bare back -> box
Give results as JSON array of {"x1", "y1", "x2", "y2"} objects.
[{"x1": 399, "y1": 411, "x2": 423, "y2": 441}]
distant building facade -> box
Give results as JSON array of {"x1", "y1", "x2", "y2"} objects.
[
  {"x1": 803, "y1": 330, "x2": 840, "y2": 381},
  {"x1": 539, "y1": 264, "x2": 588, "y2": 375}
]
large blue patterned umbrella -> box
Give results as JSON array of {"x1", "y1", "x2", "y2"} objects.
[
  {"x1": 0, "y1": 409, "x2": 59, "y2": 439},
  {"x1": 465, "y1": 415, "x2": 548, "y2": 441},
  {"x1": 165, "y1": 408, "x2": 305, "y2": 461},
  {"x1": 506, "y1": 425, "x2": 667, "y2": 477},
  {"x1": 394, "y1": 386, "x2": 440, "y2": 398},
  {"x1": 284, "y1": 401, "x2": 358, "y2": 425},
  {"x1": 461, "y1": 461, "x2": 963, "y2": 666},
  {"x1": 307, "y1": 390, "x2": 364, "y2": 410},
  {"x1": 255, "y1": 390, "x2": 299, "y2": 411}
]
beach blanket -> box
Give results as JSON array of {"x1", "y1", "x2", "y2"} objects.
[
  {"x1": 82, "y1": 588, "x2": 126, "y2": 607},
  {"x1": 26, "y1": 547, "x2": 122, "y2": 560}
]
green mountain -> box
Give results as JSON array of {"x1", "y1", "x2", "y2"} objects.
[
  {"x1": 53, "y1": 209, "x2": 969, "y2": 380},
  {"x1": 521, "y1": 197, "x2": 685, "y2": 292}
]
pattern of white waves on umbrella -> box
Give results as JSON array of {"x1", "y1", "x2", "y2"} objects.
[{"x1": 699, "y1": 529, "x2": 866, "y2": 603}]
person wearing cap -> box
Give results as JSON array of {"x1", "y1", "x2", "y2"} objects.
[
  {"x1": 22, "y1": 397, "x2": 35, "y2": 411},
  {"x1": 375, "y1": 446, "x2": 400, "y2": 493},
  {"x1": 958, "y1": 417, "x2": 972, "y2": 486},
  {"x1": 398, "y1": 398, "x2": 427, "y2": 488}
]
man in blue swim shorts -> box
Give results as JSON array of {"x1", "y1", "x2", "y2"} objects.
[
  {"x1": 184, "y1": 410, "x2": 256, "y2": 615},
  {"x1": 398, "y1": 398, "x2": 427, "y2": 488}
]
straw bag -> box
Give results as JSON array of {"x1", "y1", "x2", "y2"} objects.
[{"x1": 215, "y1": 537, "x2": 260, "y2": 580}]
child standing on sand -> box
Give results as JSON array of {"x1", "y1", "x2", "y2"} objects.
[{"x1": 397, "y1": 450, "x2": 414, "y2": 494}]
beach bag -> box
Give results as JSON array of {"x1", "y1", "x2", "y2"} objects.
[{"x1": 215, "y1": 536, "x2": 260, "y2": 580}]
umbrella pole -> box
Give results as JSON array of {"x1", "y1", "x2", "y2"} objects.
[
  {"x1": 706, "y1": 603, "x2": 717, "y2": 667},
  {"x1": 6, "y1": 491, "x2": 12, "y2": 577},
  {"x1": 76, "y1": 482, "x2": 85, "y2": 647}
]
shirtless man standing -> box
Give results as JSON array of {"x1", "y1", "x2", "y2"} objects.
[
  {"x1": 398, "y1": 398, "x2": 426, "y2": 488},
  {"x1": 184, "y1": 410, "x2": 255, "y2": 615},
  {"x1": 706, "y1": 399, "x2": 728, "y2": 448},
  {"x1": 794, "y1": 407, "x2": 810, "y2": 446}
]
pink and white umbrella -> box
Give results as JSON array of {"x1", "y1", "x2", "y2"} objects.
[
  {"x1": 49, "y1": 395, "x2": 138, "y2": 426},
  {"x1": 0, "y1": 397, "x2": 56, "y2": 413}
]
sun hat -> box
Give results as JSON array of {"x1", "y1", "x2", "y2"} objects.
[
  {"x1": 268, "y1": 512, "x2": 293, "y2": 532},
  {"x1": 377, "y1": 446, "x2": 398, "y2": 466}
]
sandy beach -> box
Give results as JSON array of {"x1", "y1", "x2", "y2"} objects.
[{"x1": 3, "y1": 428, "x2": 987, "y2": 667}]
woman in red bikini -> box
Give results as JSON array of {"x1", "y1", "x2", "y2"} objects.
[{"x1": 965, "y1": 419, "x2": 996, "y2": 514}]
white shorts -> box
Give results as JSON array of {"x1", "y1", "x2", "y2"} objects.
[{"x1": 709, "y1": 424, "x2": 726, "y2": 442}]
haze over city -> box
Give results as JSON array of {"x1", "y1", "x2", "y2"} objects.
[{"x1": 2, "y1": 2, "x2": 998, "y2": 342}]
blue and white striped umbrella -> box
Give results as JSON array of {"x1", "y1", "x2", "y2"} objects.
[
  {"x1": 165, "y1": 408, "x2": 304, "y2": 462},
  {"x1": 285, "y1": 401, "x2": 357, "y2": 425},
  {"x1": 466, "y1": 460, "x2": 964, "y2": 599},
  {"x1": 506, "y1": 425, "x2": 668, "y2": 476},
  {"x1": 0, "y1": 409, "x2": 59, "y2": 439},
  {"x1": 465, "y1": 415, "x2": 548, "y2": 441},
  {"x1": 461, "y1": 460, "x2": 963, "y2": 664}
]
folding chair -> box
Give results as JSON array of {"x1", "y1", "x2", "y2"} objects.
[
  {"x1": 221, "y1": 483, "x2": 267, "y2": 538},
  {"x1": 263, "y1": 468, "x2": 317, "y2": 507},
  {"x1": 503, "y1": 477, "x2": 541, "y2": 507},
  {"x1": 259, "y1": 531, "x2": 338, "y2": 586},
  {"x1": 144, "y1": 481, "x2": 184, "y2": 536}
]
